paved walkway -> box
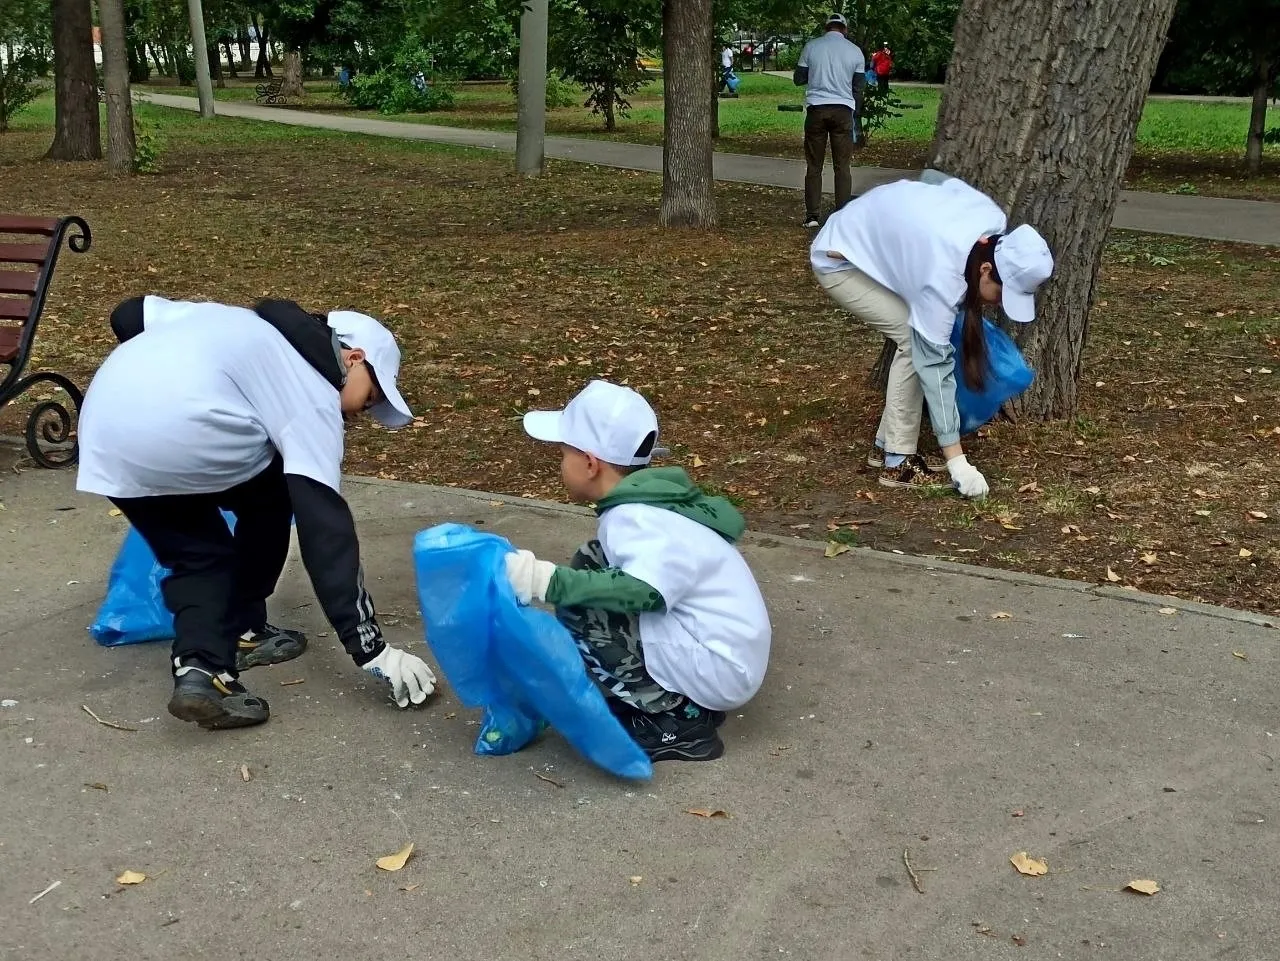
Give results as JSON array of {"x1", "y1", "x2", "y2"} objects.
[
  {"x1": 140, "y1": 92, "x2": 1280, "y2": 246},
  {"x1": 3, "y1": 460, "x2": 1278, "y2": 960}
]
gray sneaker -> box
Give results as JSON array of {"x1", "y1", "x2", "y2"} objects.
[
  {"x1": 168, "y1": 658, "x2": 269, "y2": 730},
  {"x1": 235, "y1": 623, "x2": 307, "y2": 671}
]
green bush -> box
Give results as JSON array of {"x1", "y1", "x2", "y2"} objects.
[
  {"x1": 133, "y1": 118, "x2": 163, "y2": 173},
  {"x1": 774, "y1": 45, "x2": 801, "y2": 71},
  {"x1": 343, "y1": 44, "x2": 455, "y2": 114},
  {"x1": 508, "y1": 72, "x2": 580, "y2": 109},
  {"x1": 0, "y1": 52, "x2": 42, "y2": 132}
]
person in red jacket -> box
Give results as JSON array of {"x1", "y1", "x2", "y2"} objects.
[{"x1": 871, "y1": 43, "x2": 893, "y2": 91}]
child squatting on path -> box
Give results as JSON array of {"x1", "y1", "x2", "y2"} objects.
[
  {"x1": 811, "y1": 175, "x2": 1055, "y2": 498},
  {"x1": 76, "y1": 296, "x2": 437, "y2": 729},
  {"x1": 501, "y1": 380, "x2": 772, "y2": 762}
]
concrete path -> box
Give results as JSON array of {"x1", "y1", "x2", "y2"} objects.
[
  {"x1": 137, "y1": 92, "x2": 1280, "y2": 248},
  {"x1": 3, "y1": 457, "x2": 1279, "y2": 961}
]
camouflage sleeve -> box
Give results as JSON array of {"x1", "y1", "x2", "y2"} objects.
[{"x1": 544, "y1": 566, "x2": 666, "y2": 614}]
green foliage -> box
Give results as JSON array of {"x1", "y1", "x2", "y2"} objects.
[
  {"x1": 0, "y1": 52, "x2": 43, "y2": 133},
  {"x1": 343, "y1": 43, "x2": 455, "y2": 114},
  {"x1": 859, "y1": 79, "x2": 904, "y2": 135},
  {"x1": 549, "y1": 1, "x2": 653, "y2": 130},
  {"x1": 509, "y1": 72, "x2": 581, "y2": 110},
  {"x1": 133, "y1": 118, "x2": 164, "y2": 173}
]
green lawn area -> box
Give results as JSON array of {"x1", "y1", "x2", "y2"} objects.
[
  {"x1": 2, "y1": 99, "x2": 1278, "y2": 614},
  {"x1": 136, "y1": 71, "x2": 1280, "y2": 199}
]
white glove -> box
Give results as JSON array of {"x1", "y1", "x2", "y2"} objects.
[
  {"x1": 947, "y1": 454, "x2": 990, "y2": 500},
  {"x1": 362, "y1": 646, "x2": 436, "y2": 707},
  {"x1": 504, "y1": 549, "x2": 556, "y2": 605}
]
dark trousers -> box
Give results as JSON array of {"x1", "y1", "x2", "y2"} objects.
[
  {"x1": 110, "y1": 456, "x2": 293, "y2": 674},
  {"x1": 803, "y1": 104, "x2": 854, "y2": 218}
]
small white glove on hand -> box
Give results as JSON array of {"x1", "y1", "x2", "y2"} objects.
[
  {"x1": 504, "y1": 549, "x2": 556, "y2": 605},
  {"x1": 947, "y1": 454, "x2": 990, "y2": 500},
  {"x1": 363, "y1": 646, "x2": 436, "y2": 707}
]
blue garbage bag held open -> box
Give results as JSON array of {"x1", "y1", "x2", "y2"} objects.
[
  {"x1": 950, "y1": 312, "x2": 1035, "y2": 436},
  {"x1": 90, "y1": 510, "x2": 237, "y2": 646},
  {"x1": 412, "y1": 523, "x2": 653, "y2": 781}
]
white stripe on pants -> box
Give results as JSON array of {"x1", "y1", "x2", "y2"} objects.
[{"x1": 816, "y1": 266, "x2": 922, "y2": 456}]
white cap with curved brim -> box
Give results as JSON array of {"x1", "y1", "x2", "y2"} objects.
[
  {"x1": 523, "y1": 380, "x2": 659, "y2": 466},
  {"x1": 826, "y1": 12, "x2": 848, "y2": 26},
  {"x1": 994, "y1": 225, "x2": 1054, "y2": 323},
  {"x1": 326, "y1": 310, "x2": 414, "y2": 428}
]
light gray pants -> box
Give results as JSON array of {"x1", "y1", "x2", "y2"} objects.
[{"x1": 817, "y1": 266, "x2": 922, "y2": 456}]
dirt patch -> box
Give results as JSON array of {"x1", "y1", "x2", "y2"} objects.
[{"x1": 2, "y1": 116, "x2": 1277, "y2": 616}]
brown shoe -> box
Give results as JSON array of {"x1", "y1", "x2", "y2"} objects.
[
  {"x1": 878, "y1": 455, "x2": 949, "y2": 490},
  {"x1": 868, "y1": 448, "x2": 947, "y2": 473}
]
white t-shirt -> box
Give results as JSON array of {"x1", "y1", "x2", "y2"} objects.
[
  {"x1": 721, "y1": 46, "x2": 734, "y2": 69},
  {"x1": 598, "y1": 503, "x2": 771, "y2": 712},
  {"x1": 77, "y1": 296, "x2": 345, "y2": 498},
  {"x1": 797, "y1": 30, "x2": 865, "y2": 110},
  {"x1": 810, "y1": 177, "x2": 1007, "y2": 345}
]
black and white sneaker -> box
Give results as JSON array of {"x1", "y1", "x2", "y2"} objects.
[
  {"x1": 235, "y1": 622, "x2": 307, "y2": 671},
  {"x1": 168, "y1": 658, "x2": 270, "y2": 730},
  {"x1": 802, "y1": 214, "x2": 821, "y2": 228},
  {"x1": 623, "y1": 704, "x2": 725, "y2": 762}
]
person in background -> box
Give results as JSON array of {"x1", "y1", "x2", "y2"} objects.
[
  {"x1": 720, "y1": 43, "x2": 737, "y2": 96},
  {"x1": 871, "y1": 43, "x2": 894, "y2": 91},
  {"x1": 809, "y1": 177, "x2": 1055, "y2": 498},
  {"x1": 794, "y1": 13, "x2": 866, "y2": 228}
]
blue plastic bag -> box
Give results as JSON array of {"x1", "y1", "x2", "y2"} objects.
[
  {"x1": 90, "y1": 511, "x2": 236, "y2": 646},
  {"x1": 412, "y1": 523, "x2": 653, "y2": 781},
  {"x1": 951, "y1": 312, "x2": 1035, "y2": 435},
  {"x1": 725, "y1": 70, "x2": 740, "y2": 93}
]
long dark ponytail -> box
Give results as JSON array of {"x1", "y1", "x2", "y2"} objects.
[{"x1": 959, "y1": 235, "x2": 1000, "y2": 391}]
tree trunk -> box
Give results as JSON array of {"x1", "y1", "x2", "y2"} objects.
[
  {"x1": 929, "y1": 0, "x2": 1178, "y2": 419},
  {"x1": 659, "y1": 0, "x2": 716, "y2": 228},
  {"x1": 255, "y1": 23, "x2": 272, "y2": 78},
  {"x1": 237, "y1": 26, "x2": 251, "y2": 70},
  {"x1": 1245, "y1": 49, "x2": 1272, "y2": 176},
  {"x1": 711, "y1": 64, "x2": 720, "y2": 139},
  {"x1": 46, "y1": 0, "x2": 101, "y2": 161},
  {"x1": 97, "y1": 0, "x2": 135, "y2": 174},
  {"x1": 280, "y1": 49, "x2": 304, "y2": 97},
  {"x1": 223, "y1": 38, "x2": 237, "y2": 77},
  {"x1": 603, "y1": 85, "x2": 616, "y2": 130},
  {"x1": 147, "y1": 42, "x2": 167, "y2": 75},
  {"x1": 208, "y1": 43, "x2": 224, "y2": 88}
]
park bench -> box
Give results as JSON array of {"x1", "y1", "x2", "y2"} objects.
[
  {"x1": 255, "y1": 78, "x2": 287, "y2": 105},
  {"x1": 0, "y1": 214, "x2": 92, "y2": 468}
]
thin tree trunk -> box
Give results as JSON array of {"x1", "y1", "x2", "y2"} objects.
[
  {"x1": 711, "y1": 61, "x2": 720, "y2": 139},
  {"x1": 603, "y1": 85, "x2": 616, "y2": 130},
  {"x1": 929, "y1": 0, "x2": 1178, "y2": 419},
  {"x1": 146, "y1": 41, "x2": 166, "y2": 75},
  {"x1": 237, "y1": 26, "x2": 251, "y2": 70},
  {"x1": 1245, "y1": 50, "x2": 1272, "y2": 176},
  {"x1": 223, "y1": 38, "x2": 237, "y2": 77},
  {"x1": 46, "y1": 0, "x2": 101, "y2": 161},
  {"x1": 659, "y1": 0, "x2": 716, "y2": 228},
  {"x1": 280, "y1": 49, "x2": 304, "y2": 97},
  {"x1": 208, "y1": 43, "x2": 224, "y2": 88},
  {"x1": 97, "y1": 0, "x2": 135, "y2": 174},
  {"x1": 255, "y1": 22, "x2": 272, "y2": 78}
]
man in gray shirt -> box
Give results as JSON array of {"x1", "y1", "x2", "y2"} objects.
[{"x1": 794, "y1": 13, "x2": 866, "y2": 228}]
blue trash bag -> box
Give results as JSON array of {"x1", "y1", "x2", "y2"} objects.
[
  {"x1": 411, "y1": 523, "x2": 653, "y2": 781},
  {"x1": 725, "y1": 70, "x2": 740, "y2": 93},
  {"x1": 865, "y1": 68, "x2": 879, "y2": 87},
  {"x1": 950, "y1": 312, "x2": 1035, "y2": 435},
  {"x1": 90, "y1": 511, "x2": 236, "y2": 646}
]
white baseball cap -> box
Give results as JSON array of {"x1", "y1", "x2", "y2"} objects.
[
  {"x1": 826, "y1": 12, "x2": 848, "y2": 27},
  {"x1": 523, "y1": 380, "x2": 659, "y2": 466},
  {"x1": 994, "y1": 225, "x2": 1054, "y2": 323},
  {"x1": 327, "y1": 310, "x2": 414, "y2": 428}
]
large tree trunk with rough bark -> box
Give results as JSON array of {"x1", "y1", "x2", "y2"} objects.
[
  {"x1": 659, "y1": 0, "x2": 716, "y2": 227},
  {"x1": 97, "y1": 0, "x2": 135, "y2": 175},
  {"x1": 1245, "y1": 49, "x2": 1273, "y2": 175},
  {"x1": 46, "y1": 0, "x2": 101, "y2": 161},
  {"x1": 280, "y1": 49, "x2": 304, "y2": 97},
  {"x1": 928, "y1": 0, "x2": 1178, "y2": 419}
]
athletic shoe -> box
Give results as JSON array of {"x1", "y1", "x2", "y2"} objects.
[
  {"x1": 866, "y1": 448, "x2": 947, "y2": 472},
  {"x1": 235, "y1": 622, "x2": 307, "y2": 671},
  {"x1": 622, "y1": 704, "x2": 725, "y2": 762},
  {"x1": 802, "y1": 214, "x2": 821, "y2": 228},
  {"x1": 168, "y1": 658, "x2": 269, "y2": 730},
  {"x1": 878, "y1": 454, "x2": 950, "y2": 490}
]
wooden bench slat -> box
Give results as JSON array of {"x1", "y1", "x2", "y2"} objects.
[
  {"x1": 0, "y1": 326, "x2": 20, "y2": 363},
  {"x1": 0, "y1": 215, "x2": 59, "y2": 236},
  {"x1": 0, "y1": 270, "x2": 39, "y2": 295},
  {"x1": 0, "y1": 297, "x2": 33, "y2": 321},
  {"x1": 0, "y1": 242, "x2": 53, "y2": 265}
]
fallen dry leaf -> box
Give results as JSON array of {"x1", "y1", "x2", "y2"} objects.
[
  {"x1": 1158, "y1": 607, "x2": 1177, "y2": 615},
  {"x1": 1248, "y1": 510, "x2": 1269, "y2": 520},
  {"x1": 1106, "y1": 566, "x2": 1122, "y2": 582},
  {"x1": 991, "y1": 612, "x2": 1012, "y2": 620},
  {"x1": 691, "y1": 455, "x2": 705, "y2": 468},
  {"x1": 824, "y1": 541, "x2": 850, "y2": 558},
  {"x1": 107, "y1": 508, "x2": 123, "y2": 517},
  {"x1": 1012, "y1": 934, "x2": 1028, "y2": 946},
  {"x1": 400, "y1": 883, "x2": 420, "y2": 892},
  {"x1": 1125, "y1": 879, "x2": 1160, "y2": 895},
  {"x1": 84, "y1": 782, "x2": 108, "y2": 792},
  {"x1": 240, "y1": 764, "x2": 251, "y2": 782},
  {"x1": 1012, "y1": 809, "x2": 1025, "y2": 817},
  {"x1": 1233, "y1": 651, "x2": 1248, "y2": 661},
  {"x1": 376, "y1": 843, "x2": 415, "y2": 872},
  {"x1": 1239, "y1": 548, "x2": 1254, "y2": 558},
  {"x1": 1009, "y1": 852, "x2": 1048, "y2": 876},
  {"x1": 1018, "y1": 481, "x2": 1041, "y2": 493},
  {"x1": 685, "y1": 808, "x2": 730, "y2": 819},
  {"x1": 629, "y1": 875, "x2": 643, "y2": 885},
  {"x1": 1194, "y1": 509, "x2": 1212, "y2": 516},
  {"x1": 1141, "y1": 552, "x2": 1158, "y2": 565},
  {"x1": 115, "y1": 870, "x2": 147, "y2": 885}
]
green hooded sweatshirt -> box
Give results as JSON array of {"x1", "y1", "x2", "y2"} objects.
[{"x1": 544, "y1": 467, "x2": 747, "y2": 613}]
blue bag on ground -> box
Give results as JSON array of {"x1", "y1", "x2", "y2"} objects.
[
  {"x1": 90, "y1": 511, "x2": 236, "y2": 646},
  {"x1": 950, "y1": 313, "x2": 1035, "y2": 436},
  {"x1": 411, "y1": 523, "x2": 653, "y2": 781}
]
